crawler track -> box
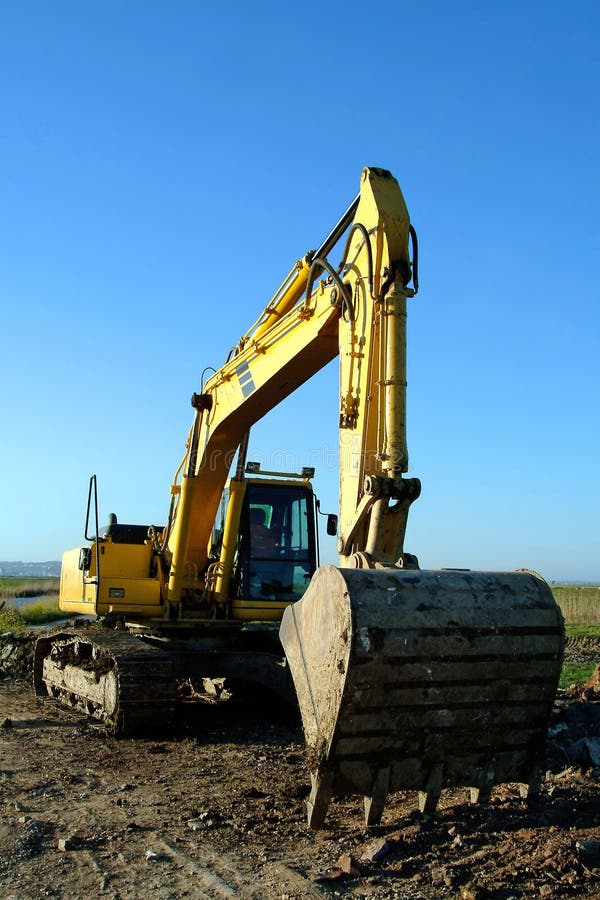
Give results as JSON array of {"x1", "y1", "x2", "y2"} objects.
[{"x1": 33, "y1": 629, "x2": 176, "y2": 734}]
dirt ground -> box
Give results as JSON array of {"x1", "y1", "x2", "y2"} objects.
[{"x1": 1, "y1": 634, "x2": 600, "y2": 899}]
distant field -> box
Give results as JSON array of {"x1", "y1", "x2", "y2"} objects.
[
  {"x1": 1, "y1": 577, "x2": 597, "y2": 616},
  {"x1": 551, "y1": 584, "x2": 600, "y2": 624},
  {"x1": 1, "y1": 577, "x2": 597, "y2": 615},
  {"x1": 0, "y1": 576, "x2": 59, "y2": 599}
]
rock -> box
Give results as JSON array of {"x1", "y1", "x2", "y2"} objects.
[
  {"x1": 583, "y1": 738, "x2": 600, "y2": 766},
  {"x1": 460, "y1": 885, "x2": 486, "y2": 900},
  {"x1": 553, "y1": 766, "x2": 578, "y2": 781},
  {"x1": 336, "y1": 853, "x2": 362, "y2": 876},
  {"x1": 144, "y1": 847, "x2": 170, "y2": 862},
  {"x1": 569, "y1": 738, "x2": 600, "y2": 767},
  {"x1": 431, "y1": 867, "x2": 447, "y2": 886},
  {"x1": 360, "y1": 837, "x2": 392, "y2": 862},
  {"x1": 539, "y1": 886, "x2": 553, "y2": 897},
  {"x1": 0, "y1": 633, "x2": 36, "y2": 676},
  {"x1": 548, "y1": 723, "x2": 569, "y2": 739},
  {"x1": 187, "y1": 817, "x2": 214, "y2": 831},
  {"x1": 576, "y1": 840, "x2": 600, "y2": 867},
  {"x1": 315, "y1": 869, "x2": 342, "y2": 883},
  {"x1": 58, "y1": 835, "x2": 78, "y2": 851},
  {"x1": 202, "y1": 677, "x2": 221, "y2": 696}
]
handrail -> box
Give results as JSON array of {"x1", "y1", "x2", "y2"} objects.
[{"x1": 84, "y1": 474, "x2": 101, "y2": 613}]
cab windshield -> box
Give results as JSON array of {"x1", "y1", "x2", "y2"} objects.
[{"x1": 241, "y1": 483, "x2": 316, "y2": 602}]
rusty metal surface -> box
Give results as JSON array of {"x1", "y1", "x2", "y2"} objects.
[{"x1": 280, "y1": 566, "x2": 564, "y2": 824}]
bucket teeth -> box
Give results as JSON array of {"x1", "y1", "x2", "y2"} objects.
[
  {"x1": 417, "y1": 764, "x2": 443, "y2": 816},
  {"x1": 470, "y1": 787, "x2": 492, "y2": 805},
  {"x1": 364, "y1": 767, "x2": 390, "y2": 826},
  {"x1": 306, "y1": 768, "x2": 334, "y2": 830}
]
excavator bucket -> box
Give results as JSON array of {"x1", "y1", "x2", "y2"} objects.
[{"x1": 279, "y1": 565, "x2": 564, "y2": 828}]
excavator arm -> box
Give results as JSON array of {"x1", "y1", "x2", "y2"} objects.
[{"x1": 164, "y1": 167, "x2": 420, "y2": 605}]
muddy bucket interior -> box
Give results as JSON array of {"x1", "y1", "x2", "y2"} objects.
[{"x1": 279, "y1": 565, "x2": 564, "y2": 827}]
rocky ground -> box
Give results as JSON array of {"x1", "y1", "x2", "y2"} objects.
[{"x1": 1, "y1": 631, "x2": 600, "y2": 899}]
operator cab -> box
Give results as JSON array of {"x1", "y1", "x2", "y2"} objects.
[
  {"x1": 224, "y1": 471, "x2": 319, "y2": 620},
  {"x1": 240, "y1": 480, "x2": 317, "y2": 602}
]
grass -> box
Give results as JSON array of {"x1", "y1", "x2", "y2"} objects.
[
  {"x1": 565, "y1": 623, "x2": 600, "y2": 638},
  {"x1": 0, "y1": 605, "x2": 28, "y2": 632},
  {"x1": 551, "y1": 584, "x2": 600, "y2": 625},
  {"x1": 19, "y1": 597, "x2": 62, "y2": 623},
  {"x1": 0, "y1": 577, "x2": 63, "y2": 632},
  {"x1": 559, "y1": 661, "x2": 596, "y2": 689},
  {"x1": 0, "y1": 595, "x2": 62, "y2": 632},
  {"x1": 559, "y1": 623, "x2": 600, "y2": 688},
  {"x1": 0, "y1": 576, "x2": 59, "y2": 599}
]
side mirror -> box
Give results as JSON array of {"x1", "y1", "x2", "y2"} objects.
[
  {"x1": 78, "y1": 547, "x2": 91, "y2": 572},
  {"x1": 326, "y1": 514, "x2": 338, "y2": 536}
]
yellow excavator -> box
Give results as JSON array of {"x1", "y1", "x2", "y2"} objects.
[{"x1": 34, "y1": 167, "x2": 564, "y2": 828}]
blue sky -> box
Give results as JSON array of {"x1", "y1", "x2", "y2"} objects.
[{"x1": 1, "y1": 1, "x2": 598, "y2": 581}]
